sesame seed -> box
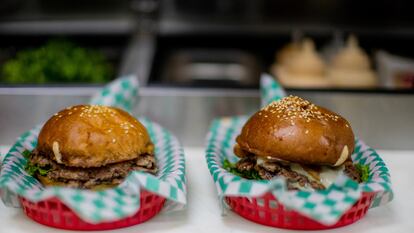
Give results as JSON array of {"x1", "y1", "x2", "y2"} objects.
[
  {"x1": 112, "y1": 139, "x2": 116, "y2": 143},
  {"x1": 260, "y1": 95, "x2": 342, "y2": 124}
]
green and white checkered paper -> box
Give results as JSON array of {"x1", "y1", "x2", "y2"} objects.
[
  {"x1": 205, "y1": 74, "x2": 393, "y2": 225},
  {"x1": 0, "y1": 75, "x2": 187, "y2": 223}
]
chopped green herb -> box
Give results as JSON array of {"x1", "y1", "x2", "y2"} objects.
[
  {"x1": 355, "y1": 164, "x2": 370, "y2": 182},
  {"x1": 23, "y1": 150, "x2": 51, "y2": 176},
  {"x1": 22, "y1": 150, "x2": 31, "y2": 159},
  {"x1": 25, "y1": 161, "x2": 37, "y2": 176},
  {"x1": 223, "y1": 159, "x2": 261, "y2": 180},
  {"x1": 25, "y1": 161, "x2": 51, "y2": 176}
]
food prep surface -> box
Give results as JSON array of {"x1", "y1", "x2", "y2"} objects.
[{"x1": 0, "y1": 147, "x2": 413, "y2": 233}]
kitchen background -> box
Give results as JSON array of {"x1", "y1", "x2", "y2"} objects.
[{"x1": 0, "y1": 0, "x2": 413, "y2": 149}]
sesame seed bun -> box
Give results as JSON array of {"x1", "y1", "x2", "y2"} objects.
[
  {"x1": 235, "y1": 96, "x2": 355, "y2": 167},
  {"x1": 37, "y1": 105, "x2": 154, "y2": 168}
]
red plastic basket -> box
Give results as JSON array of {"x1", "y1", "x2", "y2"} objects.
[
  {"x1": 19, "y1": 190, "x2": 165, "y2": 231},
  {"x1": 226, "y1": 192, "x2": 374, "y2": 230}
]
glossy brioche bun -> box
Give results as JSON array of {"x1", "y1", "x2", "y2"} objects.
[
  {"x1": 235, "y1": 96, "x2": 354, "y2": 167},
  {"x1": 37, "y1": 105, "x2": 154, "y2": 168}
]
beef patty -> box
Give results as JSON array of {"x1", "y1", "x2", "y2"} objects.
[
  {"x1": 29, "y1": 149, "x2": 157, "y2": 189},
  {"x1": 234, "y1": 155, "x2": 361, "y2": 190}
]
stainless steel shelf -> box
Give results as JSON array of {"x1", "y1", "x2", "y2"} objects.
[
  {"x1": 158, "y1": 18, "x2": 414, "y2": 37},
  {"x1": 0, "y1": 18, "x2": 136, "y2": 35}
]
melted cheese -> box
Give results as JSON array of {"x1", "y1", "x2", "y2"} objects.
[
  {"x1": 290, "y1": 163, "x2": 314, "y2": 180},
  {"x1": 289, "y1": 163, "x2": 344, "y2": 188},
  {"x1": 258, "y1": 157, "x2": 345, "y2": 189},
  {"x1": 319, "y1": 166, "x2": 344, "y2": 187}
]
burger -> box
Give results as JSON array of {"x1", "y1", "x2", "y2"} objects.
[
  {"x1": 229, "y1": 95, "x2": 366, "y2": 190},
  {"x1": 25, "y1": 105, "x2": 157, "y2": 189}
]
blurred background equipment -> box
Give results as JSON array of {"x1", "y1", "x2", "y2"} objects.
[
  {"x1": 2, "y1": 0, "x2": 414, "y2": 89},
  {"x1": 1, "y1": 0, "x2": 414, "y2": 149},
  {"x1": 161, "y1": 49, "x2": 260, "y2": 87},
  {"x1": 376, "y1": 51, "x2": 414, "y2": 89}
]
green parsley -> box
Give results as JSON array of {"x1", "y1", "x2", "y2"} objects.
[
  {"x1": 22, "y1": 150, "x2": 31, "y2": 159},
  {"x1": 355, "y1": 164, "x2": 370, "y2": 182},
  {"x1": 223, "y1": 159, "x2": 261, "y2": 180},
  {"x1": 23, "y1": 150, "x2": 51, "y2": 176}
]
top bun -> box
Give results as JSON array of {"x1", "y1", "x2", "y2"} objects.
[
  {"x1": 235, "y1": 96, "x2": 354, "y2": 167},
  {"x1": 37, "y1": 105, "x2": 154, "y2": 168}
]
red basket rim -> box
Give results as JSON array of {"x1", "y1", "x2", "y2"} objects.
[
  {"x1": 226, "y1": 191, "x2": 375, "y2": 230},
  {"x1": 19, "y1": 189, "x2": 166, "y2": 231}
]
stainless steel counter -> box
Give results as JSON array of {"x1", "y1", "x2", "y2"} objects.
[{"x1": 0, "y1": 87, "x2": 413, "y2": 149}]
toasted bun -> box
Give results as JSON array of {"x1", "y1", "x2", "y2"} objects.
[
  {"x1": 36, "y1": 175, "x2": 67, "y2": 187},
  {"x1": 37, "y1": 105, "x2": 154, "y2": 168},
  {"x1": 236, "y1": 96, "x2": 354, "y2": 166}
]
